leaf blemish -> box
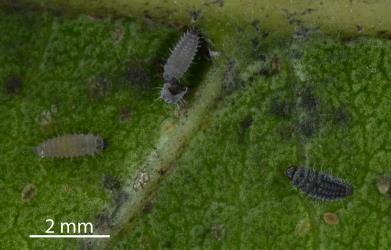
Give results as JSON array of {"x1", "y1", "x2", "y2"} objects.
[{"x1": 4, "y1": 75, "x2": 23, "y2": 95}]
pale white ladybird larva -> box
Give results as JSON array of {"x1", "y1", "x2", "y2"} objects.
[{"x1": 34, "y1": 134, "x2": 105, "y2": 158}]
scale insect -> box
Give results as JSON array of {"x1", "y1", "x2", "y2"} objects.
[
  {"x1": 285, "y1": 165, "x2": 353, "y2": 200},
  {"x1": 160, "y1": 28, "x2": 201, "y2": 104},
  {"x1": 34, "y1": 134, "x2": 105, "y2": 158}
]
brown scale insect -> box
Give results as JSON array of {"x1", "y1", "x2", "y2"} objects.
[
  {"x1": 286, "y1": 165, "x2": 353, "y2": 200},
  {"x1": 161, "y1": 28, "x2": 200, "y2": 104},
  {"x1": 34, "y1": 134, "x2": 105, "y2": 158}
]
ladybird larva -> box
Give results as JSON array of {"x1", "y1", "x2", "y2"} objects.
[
  {"x1": 163, "y1": 29, "x2": 200, "y2": 83},
  {"x1": 286, "y1": 165, "x2": 353, "y2": 200},
  {"x1": 34, "y1": 134, "x2": 105, "y2": 158}
]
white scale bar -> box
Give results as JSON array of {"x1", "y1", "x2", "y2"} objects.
[{"x1": 29, "y1": 235, "x2": 110, "y2": 238}]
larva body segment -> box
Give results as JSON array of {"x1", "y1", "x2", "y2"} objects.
[
  {"x1": 286, "y1": 166, "x2": 353, "y2": 200},
  {"x1": 163, "y1": 29, "x2": 200, "y2": 83},
  {"x1": 35, "y1": 134, "x2": 105, "y2": 158}
]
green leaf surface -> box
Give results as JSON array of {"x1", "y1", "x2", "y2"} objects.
[
  {"x1": 0, "y1": 3, "x2": 391, "y2": 250},
  {"x1": 0, "y1": 9, "x2": 176, "y2": 249},
  {"x1": 114, "y1": 36, "x2": 391, "y2": 249}
]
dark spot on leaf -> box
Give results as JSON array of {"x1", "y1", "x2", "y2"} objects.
[
  {"x1": 102, "y1": 175, "x2": 121, "y2": 191},
  {"x1": 189, "y1": 9, "x2": 202, "y2": 21},
  {"x1": 251, "y1": 19, "x2": 260, "y2": 32},
  {"x1": 251, "y1": 37, "x2": 261, "y2": 52},
  {"x1": 127, "y1": 62, "x2": 151, "y2": 90},
  {"x1": 333, "y1": 106, "x2": 350, "y2": 125},
  {"x1": 377, "y1": 30, "x2": 391, "y2": 40},
  {"x1": 271, "y1": 57, "x2": 281, "y2": 74},
  {"x1": 119, "y1": 106, "x2": 133, "y2": 122},
  {"x1": 143, "y1": 200, "x2": 154, "y2": 213},
  {"x1": 258, "y1": 54, "x2": 267, "y2": 63},
  {"x1": 298, "y1": 117, "x2": 319, "y2": 138},
  {"x1": 114, "y1": 191, "x2": 129, "y2": 206},
  {"x1": 21, "y1": 184, "x2": 37, "y2": 202},
  {"x1": 157, "y1": 168, "x2": 166, "y2": 176},
  {"x1": 277, "y1": 125, "x2": 295, "y2": 140},
  {"x1": 206, "y1": 0, "x2": 224, "y2": 7},
  {"x1": 288, "y1": 49, "x2": 303, "y2": 59},
  {"x1": 211, "y1": 224, "x2": 225, "y2": 241},
  {"x1": 239, "y1": 115, "x2": 253, "y2": 143},
  {"x1": 256, "y1": 54, "x2": 273, "y2": 75},
  {"x1": 356, "y1": 24, "x2": 363, "y2": 32},
  {"x1": 163, "y1": 240, "x2": 173, "y2": 248},
  {"x1": 223, "y1": 59, "x2": 241, "y2": 94},
  {"x1": 89, "y1": 75, "x2": 112, "y2": 99},
  {"x1": 4, "y1": 75, "x2": 22, "y2": 95},
  {"x1": 298, "y1": 86, "x2": 319, "y2": 111},
  {"x1": 79, "y1": 240, "x2": 94, "y2": 250},
  {"x1": 261, "y1": 30, "x2": 270, "y2": 39},
  {"x1": 270, "y1": 98, "x2": 294, "y2": 119},
  {"x1": 293, "y1": 26, "x2": 319, "y2": 40},
  {"x1": 95, "y1": 210, "x2": 112, "y2": 230}
]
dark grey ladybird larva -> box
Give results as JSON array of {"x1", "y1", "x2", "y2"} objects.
[
  {"x1": 34, "y1": 134, "x2": 105, "y2": 158},
  {"x1": 161, "y1": 28, "x2": 200, "y2": 104},
  {"x1": 286, "y1": 165, "x2": 353, "y2": 200}
]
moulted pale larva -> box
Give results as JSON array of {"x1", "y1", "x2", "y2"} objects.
[
  {"x1": 286, "y1": 165, "x2": 353, "y2": 200},
  {"x1": 34, "y1": 134, "x2": 105, "y2": 158},
  {"x1": 161, "y1": 28, "x2": 200, "y2": 104}
]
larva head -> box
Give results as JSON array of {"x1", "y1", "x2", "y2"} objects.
[
  {"x1": 345, "y1": 184, "x2": 354, "y2": 196},
  {"x1": 33, "y1": 145, "x2": 45, "y2": 158},
  {"x1": 285, "y1": 165, "x2": 298, "y2": 180},
  {"x1": 95, "y1": 136, "x2": 106, "y2": 151},
  {"x1": 160, "y1": 83, "x2": 188, "y2": 104}
]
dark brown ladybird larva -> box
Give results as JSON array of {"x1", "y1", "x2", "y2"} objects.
[
  {"x1": 34, "y1": 134, "x2": 105, "y2": 158},
  {"x1": 161, "y1": 28, "x2": 200, "y2": 104},
  {"x1": 286, "y1": 165, "x2": 353, "y2": 200}
]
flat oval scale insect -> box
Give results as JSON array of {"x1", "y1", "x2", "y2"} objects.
[
  {"x1": 34, "y1": 134, "x2": 105, "y2": 158},
  {"x1": 286, "y1": 165, "x2": 353, "y2": 200}
]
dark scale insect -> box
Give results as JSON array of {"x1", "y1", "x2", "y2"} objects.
[
  {"x1": 161, "y1": 28, "x2": 200, "y2": 104},
  {"x1": 34, "y1": 134, "x2": 105, "y2": 158},
  {"x1": 286, "y1": 165, "x2": 353, "y2": 200}
]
